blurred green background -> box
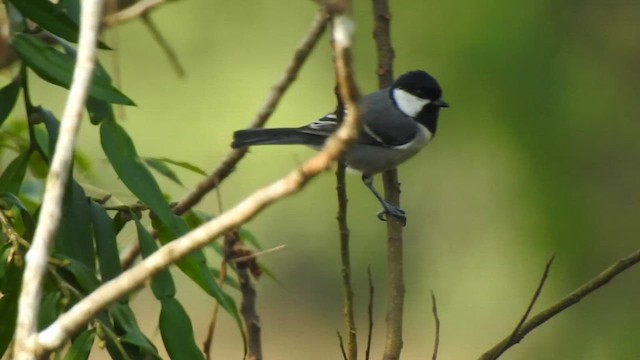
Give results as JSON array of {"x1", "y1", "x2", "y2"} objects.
[{"x1": 10, "y1": 0, "x2": 640, "y2": 358}]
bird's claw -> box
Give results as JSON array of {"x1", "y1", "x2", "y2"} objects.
[{"x1": 376, "y1": 206, "x2": 407, "y2": 226}]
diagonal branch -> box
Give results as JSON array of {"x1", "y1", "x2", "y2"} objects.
[
  {"x1": 479, "y1": 248, "x2": 640, "y2": 360},
  {"x1": 13, "y1": 0, "x2": 105, "y2": 358},
  {"x1": 33, "y1": 5, "x2": 360, "y2": 356},
  {"x1": 171, "y1": 9, "x2": 330, "y2": 216}
]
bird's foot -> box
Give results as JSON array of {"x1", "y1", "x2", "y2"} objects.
[{"x1": 376, "y1": 205, "x2": 407, "y2": 226}]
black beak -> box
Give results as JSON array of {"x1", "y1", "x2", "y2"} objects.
[{"x1": 433, "y1": 98, "x2": 449, "y2": 108}]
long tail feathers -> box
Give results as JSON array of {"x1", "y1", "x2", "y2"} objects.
[{"x1": 231, "y1": 128, "x2": 324, "y2": 148}]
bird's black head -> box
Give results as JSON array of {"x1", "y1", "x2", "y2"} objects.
[
  {"x1": 393, "y1": 70, "x2": 447, "y2": 104},
  {"x1": 391, "y1": 70, "x2": 449, "y2": 134}
]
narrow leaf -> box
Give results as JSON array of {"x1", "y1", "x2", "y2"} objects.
[
  {"x1": 8, "y1": 0, "x2": 108, "y2": 48},
  {"x1": 57, "y1": 256, "x2": 101, "y2": 293},
  {"x1": 12, "y1": 34, "x2": 133, "y2": 105},
  {"x1": 159, "y1": 298, "x2": 205, "y2": 360},
  {"x1": 132, "y1": 216, "x2": 176, "y2": 299},
  {"x1": 63, "y1": 329, "x2": 95, "y2": 360},
  {"x1": 90, "y1": 201, "x2": 122, "y2": 282},
  {"x1": 109, "y1": 304, "x2": 160, "y2": 358},
  {"x1": 143, "y1": 158, "x2": 184, "y2": 186},
  {"x1": 0, "y1": 259, "x2": 23, "y2": 356},
  {"x1": 147, "y1": 157, "x2": 208, "y2": 177},
  {"x1": 54, "y1": 181, "x2": 95, "y2": 270},
  {"x1": 0, "y1": 152, "x2": 31, "y2": 195},
  {"x1": 0, "y1": 80, "x2": 20, "y2": 127},
  {"x1": 100, "y1": 118, "x2": 183, "y2": 237}
]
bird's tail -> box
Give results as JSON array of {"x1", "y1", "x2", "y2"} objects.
[{"x1": 231, "y1": 128, "x2": 324, "y2": 149}]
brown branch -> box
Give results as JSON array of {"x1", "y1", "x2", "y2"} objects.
[
  {"x1": 337, "y1": 331, "x2": 348, "y2": 360},
  {"x1": 365, "y1": 266, "x2": 374, "y2": 360},
  {"x1": 479, "y1": 249, "x2": 640, "y2": 360},
  {"x1": 171, "y1": 9, "x2": 330, "y2": 216},
  {"x1": 370, "y1": 0, "x2": 405, "y2": 359},
  {"x1": 486, "y1": 255, "x2": 555, "y2": 360},
  {"x1": 203, "y1": 261, "x2": 227, "y2": 360},
  {"x1": 336, "y1": 161, "x2": 357, "y2": 360},
  {"x1": 431, "y1": 291, "x2": 440, "y2": 360},
  {"x1": 222, "y1": 232, "x2": 262, "y2": 360},
  {"x1": 33, "y1": 5, "x2": 360, "y2": 355}
]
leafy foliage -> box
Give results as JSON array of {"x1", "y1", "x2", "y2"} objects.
[{"x1": 0, "y1": 1, "x2": 259, "y2": 358}]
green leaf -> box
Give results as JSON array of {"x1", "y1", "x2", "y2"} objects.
[
  {"x1": 132, "y1": 216, "x2": 176, "y2": 299},
  {"x1": 146, "y1": 157, "x2": 208, "y2": 177},
  {"x1": 90, "y1": 201, "x2": 122, "y2": 282},
  {"x1": 209, "y1": 267, "x2": 240, "y2": 290},
  {"x1": 86, "y1": 96, "x2": 115, "y2": 125},
  {"x1": 239, "y1": 227, "x2": 262, "y2": 250},
  {"x1": 38, "y1": 290, "x2": 61, "y2": 330},
  {"x1": 54, "y1": 181, "x2": 95, "y2": 270},
  {"x1": 63, "y1": 329, "x2": 95, "y2": 360},
  {"x1": 0, "y1": 152, "x2": 31, "y2": 195},
  {"x1": 0, "y1": 80, "x2": 20, "y2": 127},
  {"x1": 40, "y1": 109, "x2": 60, "y2": 157},
  {"x1": 151, "y1": 216, "x2": 246, "y2": 347},
  {"x1": 58, "y1": 256, "x2": 101, "y2": 293},
  {"x1": 0, "y1": 258, "x2": 23, "y2": 357},
  {"x1": 143, "y1": 158, "x2": 184, "y2": 186},
  {"x1": 109, "y1": 304, "x2": 160, "y2": 359},
  {"x1": 12, "y1": 34, "x2": 133, "y2": 105},
  {"x1": 0, "y1": 192, "x2": 35, "y2": 239},
  {"x1": 8, "y1": 0, "x2": 109, "y2": 49},
  {"x1": 159, "y1": 298, "x2": 205, "y2": 360},
  {"x1": 100, "y1": 118, "x2": 183, "y2": 237}
]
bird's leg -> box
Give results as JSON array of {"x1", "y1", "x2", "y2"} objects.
[{"x1": 361, "y1": 174, "x2": 406, "y2": 225}]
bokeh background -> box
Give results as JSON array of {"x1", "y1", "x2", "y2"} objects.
[{"x1": 8, "y1": 0, "x2": 640, "y2": 358}]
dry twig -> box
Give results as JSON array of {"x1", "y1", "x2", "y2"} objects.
[
  {"x1": 431, "y1": 291, "x2": 441, "y2": 360},
  {"x1": 479, "y1": 249, "x2": 640, "y2": 360}
]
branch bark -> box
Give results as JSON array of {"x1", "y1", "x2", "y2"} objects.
[
  {"x1": 479, "y1": 248, "x2": 640, "y2": 360},
  {"x1": 32, "y1": 4, "x2": 360, "y2": 355},
  {"x1": 13, "y1": 0, "x2": 105, "y2": 358},
  {"x1": 370, "y1": 1, "x2": 405, "y2": 359}
]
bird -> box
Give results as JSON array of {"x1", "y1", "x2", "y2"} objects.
[{"x1": 231, "y1": 70, "x2": 448, "y2": 225}]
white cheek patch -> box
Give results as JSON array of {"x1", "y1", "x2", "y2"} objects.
[{"x1": 393, "y1": 88, "x2": 430, "y2": 117}]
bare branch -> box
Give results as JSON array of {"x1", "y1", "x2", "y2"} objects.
[
  {"x1": 171, "y1": 9, "x2": 330, "y2": 216},
  {"x1": 337, "y1": 331, "x2": 348, "y2": 360},
  {"x1": 33, "y1": 6, "x2": 360, "y2": 355},
  {"x1": 479, "y1": 249, "x2": 640, "y2": 360},
  {"x1": 103, "y1": 0, "x2": 166, "y2": 27},
  {"x1": 365, "y1": 266, "x2": 374, "y2": 360},
  {"x1": 336, "y1": 161, "x2": 357, "y2": 360},
  {"x1": 486, "y1": 255, "x2": 555, "y2": 360},
  {"x1": 431, "y1": 291, "x2": 441, "y2": 360},
  {"x1": 14, "y1": 0, "x2": 105, "y2": 358},
  {"x1": 369, "y1": 0, "x2": 405, "y2": 359}
]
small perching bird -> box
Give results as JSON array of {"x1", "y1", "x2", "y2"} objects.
[{"x1": 231, "y1": 70, "x2": 448, "y2": 225}]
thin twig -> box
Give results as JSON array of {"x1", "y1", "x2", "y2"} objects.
[
  {"x1": 479, "y1": 249, "x2": 640, "y2": 360},
  {"x1": 14, "y1": 0, "x2": 105, "y2": 358},
  {"x1": 34, "y1": 6, "x2": 361, "y2": 354},
  {"x1": 141, "y1": 15, "x2": 185, "y2": 77},
  {"x1": 203, "y1": 261, "x2": 227, "y2": 360},
  {"x1": 103, "y1": 0, "x2": 166, "y2": 27},
  {"x1": 171, "y1": 9, "x2": 330, "y2": 216},
  {"x1": 365, "y1": 266, "x2": 374, "y2": 360},
  {"x1": 231, "y1": 244, "x2": 286, "y2": 263},
  {"x1": 336, "y1": 161, "x2": 357, "y2": 360},
  {"x1": 487, "y1": 255, "x2": 555, "y2": 360},
  {"x1": 337, "y1": 331, "x2": 348, "y2": 360},
  {"x1": 235, "y1": 257, "x2": 262, "y2": 359},
  {"x1": 431, "y1": 291, "x2": 440, "y2": 360}
]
